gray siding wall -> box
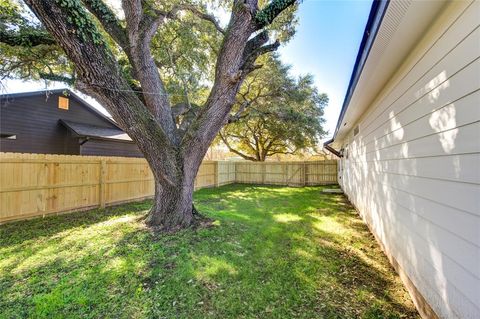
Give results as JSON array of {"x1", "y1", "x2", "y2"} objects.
[
  {"x1": 338, "y1": 2, "x2": 479, "y2": 318},
  {"x1": 80, "y1": 139, "x2": 143, "y2": 158},
  {"x1": 0, "y1": 92, "x2": 114, "y2": 155}
]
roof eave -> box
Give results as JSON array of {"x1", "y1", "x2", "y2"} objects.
[
  {"x1": 326, "y1": 0, "x2": 389, "y2": 147},
  {"x1": 58, "y1": 119, "x2": 134, "y2": 143}
]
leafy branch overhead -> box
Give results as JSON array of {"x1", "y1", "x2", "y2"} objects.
[
  {"x1": 1, "y1": 0, "x2": 297, "y2": 90},
  {"x1": 255, "y1": 0, "x2": 297, "y2": 28}
]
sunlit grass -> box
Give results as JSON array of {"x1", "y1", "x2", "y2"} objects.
[
  {"x1": 273, "y1": 213, "x2": 302, "y2": 223},
  {"x1": 0, "y1": 184, "x2": 418, "y2": 319}
]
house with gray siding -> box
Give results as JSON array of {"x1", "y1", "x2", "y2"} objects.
[
  {"x1": 325, "y1": 0, "x2": 479, "y2": 318},
  {"x1": 0, "y1": 89, "x2": 143, "y2": 157}
]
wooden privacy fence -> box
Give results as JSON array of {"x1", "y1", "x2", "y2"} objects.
[
  {"x1": 235, "y1": 161, "x2": 337, "y2": 186},
  {"x1": 0, "y1": 152, "x2": 336, "y2": 223}
]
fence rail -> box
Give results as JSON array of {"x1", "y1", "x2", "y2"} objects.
[{"x1": 0, "y1": 152, "x2": 337, "y2": 223}]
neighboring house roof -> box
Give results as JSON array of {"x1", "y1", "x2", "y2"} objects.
[
  {"x1": 59, "y1": 119, "x2": 133, "y2": 142},
  {"x1": 0, "y1": 88, "x2": 119, "y2": 128},
  {"x1": 325, "y1": 0, "x2": 447, "y2": 151}
]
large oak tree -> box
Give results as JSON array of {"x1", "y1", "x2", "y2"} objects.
[
  {"x1": 220, "y1": 55, "x2": 327, "y2": 161},
  {"x1": 0, "y1": 0, "x2": 298, "y2": 231}
]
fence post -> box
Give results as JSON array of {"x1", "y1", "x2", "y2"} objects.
[
  {"x1": 233, "y1": 162, "x2": 236, "y2": 183},
  {"x1": 99, "y1": 159, "x2": 106, "y2": 208},
  {"x1": 334, "y1": 160, "x2": 338, "y2": 184},
  {"x1": 214, "y1": 161, "x2": 219, "y2": 187},
  {"x1": 303, "y1": 162, "x2": 307, "y2": 186},
  {"x1": 261, "y1": 163, "x2": 266, "y2": 184}
]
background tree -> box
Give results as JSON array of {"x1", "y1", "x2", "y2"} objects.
[
  {"x1": 220, "y1": 55, "x2": 327, "y2": 161},
  {"x1": 0, "y1": 0, "x2": 298, "y2": 231}
]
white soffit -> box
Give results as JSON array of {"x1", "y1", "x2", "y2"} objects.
[{"x1": 335, "y1": 0, "x2": 448, "y2": 143}]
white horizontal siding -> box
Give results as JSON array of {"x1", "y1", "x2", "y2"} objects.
[
  {"x1": 360, "y1": 2, "x2": 480, "y2": 135},
  {"x1": 361, "y1": 121, "x2": 480, "y2": 161},
  {"x1": 346, "y1": 170, "x2": 480, "y2": 275},
  {"x1": 343, "y1": 168, "x2": 480, "y2": 319},
  {"x1": 362, "y1": 25, "x2": 480, "y2": 146},
  {"x1": 354, "y1": 153, "x2": 480, "y2": 184},
  {"x1": 363, "y1": 90, "x2": 480, "y2": 155},
  {"x1": 339, "y1": 1, "x2": 480, "y2": 318}
]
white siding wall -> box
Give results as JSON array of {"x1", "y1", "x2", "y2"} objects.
[{"x1": 338, "y1": 2, "x2": 480, "y2": 318}]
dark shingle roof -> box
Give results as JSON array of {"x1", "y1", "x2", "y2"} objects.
[{"x1": 59, "y1": 119, "x2": 132, "y2": 142}]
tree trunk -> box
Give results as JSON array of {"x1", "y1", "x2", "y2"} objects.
[
  {"x1": 145, "y1": 177, "x2": 195, "y2": 230},
  {"x1": 143, "y1": 153, "x2": 201, "y2": 231}
]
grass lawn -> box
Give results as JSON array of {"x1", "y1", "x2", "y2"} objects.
[{"x1": 0, "y1": 184, "x2": 418, "y2": 319}]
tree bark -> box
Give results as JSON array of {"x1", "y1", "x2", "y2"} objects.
[
  {"x1": 146, "y1": 175, "x2": 195, "y2": 230},
  {"x1": 143, "y1": 154, "x2": 202, "y2": 231}
]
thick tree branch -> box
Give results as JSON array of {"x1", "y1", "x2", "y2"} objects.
[
  {"x1": 219, "y1": 132, "x2": 258, "y2": 161},
  {"x1": 181, "y1": 1, "x2": 259, "y2": 156},
  {"x1": 251, "y1": 41, "x2": 280, "y2": 59},
  {"x1": 173, "y1": 4, "x2": 225, "y2": 35},
  {"x1": 24, "y1": 0, "x2": 178, "y2": 185},
  {"x1": 242, "y1": 40, "x2": 279, "y2": 73},
  {"x1": 82, "y1": 0, "x2": 129, "y2": 49},
  {"x1": 122, "y1": 0, "x2": 177, "y2": 143},
  {"x1": 243, "y1": 30, "x2": 269, "y2": 57},
  {"x1": 185, "y1": 0, "x2": 296, "y2": 156},
  {"x1": 38, "y1": 72, "x2": 75, "y2": 85},
  {"x1": 0, "y1": 28, "x2": 56, "y2": 46},
  {"x1": 255, "y1": 0, "x2": 297, "y2": 30}
]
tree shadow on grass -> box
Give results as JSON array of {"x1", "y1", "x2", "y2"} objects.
[
  {"x1": 0, "y1": 184, "x2": 419, "y2": 319},
  {"x1": 0, "y1": 200, "x2": 152, "y2": 247},
  {"x1": 192, "y1": 184, "x2": 419, "y2": 318}
]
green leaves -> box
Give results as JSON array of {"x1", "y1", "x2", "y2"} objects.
[
  {"x1": 57, "y1": 0, "x2": 106, "y2": 44},
  {"x1": 151, "y1": 4, "x2": 224, "y2": 106},
  {"x1": 255, "y1": 0, "x2": 298, "y2": 27},
  {"x1": 1, "y1": 0, "x2": 298, "y2": 107},
  {"x1": 220, "y1": 55, "x2": 327, "y2": 161}
]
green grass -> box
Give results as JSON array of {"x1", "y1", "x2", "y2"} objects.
[{"x1": 0, "y1": 184, "x2": 418, "y2": 319}]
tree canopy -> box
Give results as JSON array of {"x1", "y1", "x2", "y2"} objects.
[
  {"x1": 0, "y1": 0, "x2": 297, "y2": 97},
  {"x1": 220, "y1": 55, "x2": 327, "y2": 161}
]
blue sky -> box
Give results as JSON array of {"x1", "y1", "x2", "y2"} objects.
[
  {"x1": 278, "y1": 0, "x2": 372, "y2": 140},
  {"x1": 2, "y1": 0, "x2": 372, "y2": 140}
]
